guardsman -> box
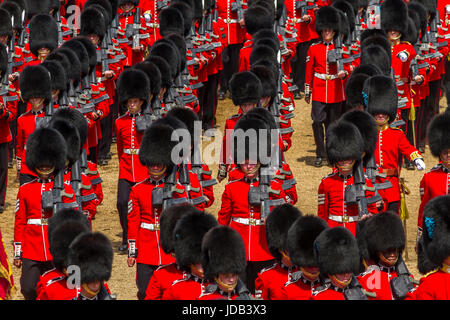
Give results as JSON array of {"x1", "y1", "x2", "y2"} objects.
[
  {"x1": 26, "y1": 14, "x2": 59, "y2": 66},
  {"x1": 162, "y1": 209, "x2": 218, "y2": 299},
  {"x1": 357, "y1": 211, "x2": 417, "y2": 300},
  {"x1": 282, "y1": 214, "x2": 328, "y2": 300},
  {"x1": 254, "y1": 204, "x2": 302, "y2": 300},
  {"x1": 115, "y1": 68, "x2": 151, "y2": 252},
  {"x1": 198, "y1": 225, "x2": 253, "y2": 300},
  {"x1": 13, "y1": 127, "x2": 78, "y2": 300},
  {"x1": 417, "y1": 113, "x2": 450, "y2": 248}
]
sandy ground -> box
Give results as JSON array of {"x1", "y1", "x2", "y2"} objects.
[{"x1": 1, "y1": 94, "x2": 446, "y2": 300}]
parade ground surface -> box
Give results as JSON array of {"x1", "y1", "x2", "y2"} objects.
[{"x1": 2, "y1": 95, "x2": 446, "y2": 300}]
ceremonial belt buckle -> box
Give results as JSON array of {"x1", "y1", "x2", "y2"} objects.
[
  {"x1": 155, "y1": 223, "x2": 160, "y2": 231},
  {"x1": 42, "y1": 218, "x2": 48, "y2": 225},
  {"x1": 249, "y1": 218, "x2": 257, "y2": 226},
  {"x1": 129, "y1": 149, "x2": 138, "y2": 155},
  {"x1": 325, "y1": 75, "x2": 332, "y2": 80},
  {"x1": 342, "y1": 215, "x2": 349, "y2": 223}
]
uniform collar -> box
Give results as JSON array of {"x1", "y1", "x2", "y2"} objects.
[
  {"x1": 127, "y1": 111, "x2": 142, "y2": 118},
  {"x1": 185, "y1": 272, "x2": 205, "y2": 284},
  {"x1": 119, "y1": 8, "x2": 134, "y2": 17},
  {"x1": 338, "y1": 172, "x2": 353, "y2": 180},
  {"x1": 244, "y1": 176, "x2": 259, "y2": 184},
  {"x1": 437, "y1": 163, "x2": 449, "y2": 173},
  {"x1": 377, "y1": 263, "x2": 397, "y2": 274},
  {"x1": 148, "y1": 177, "x2": 164, "y2": 186},
  {"x1": 37, "y1": 178, "x2": 52, "y2": 183},
  {"x1": 31, "y1": 109, "x2": 44, "y2": 115}
]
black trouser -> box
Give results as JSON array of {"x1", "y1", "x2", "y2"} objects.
[
  {"x1": 417, "y1": 79, "x2": 441, "y2": 150},
  {"x1": 311, "y1": 101, "x2": 342, "y2": 158},
  {"x1": 98, "y1": 95, "x2": 118, "y2": 161},
  {"x1": 290, "y1": 40, "x2": 312, "y2": 92},
  {"x1": 201, "y1": 73, "x2": 220, "y2": 130},
  {"x1": 117, "y1": 179, "x2": 136, "y2": 245},
  {"x1": 400, "y1": 107, "x2": 417, "y2": 148},
  {"x1": 0, "y1": 143, "x2": 8, "y2": 207},
  {"x1": 8, "y1": 121, "x2": 16, "y2": 163},
  {"x1": 444, "y1": 59, "x2": 450, "y2": 109},
  {"x1": 220, "y1": 43, "x2": 243, "y2": 92},
  {"x1": 88, "y1": 146, "x2": 98, "y2": 164},
  {"x1": 239, "y1": 259, "x2": 275, "y2": 295},
  {"x1": 136, "y1": 263, "x2": 158, "y2": 300},
  {"x1": 20, "y1": 258, "x2": 53, "y2": 300}
]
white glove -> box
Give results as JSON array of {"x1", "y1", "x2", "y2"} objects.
[{"x1": 414, "y1": 158, "x2": 426, "y2": 171}]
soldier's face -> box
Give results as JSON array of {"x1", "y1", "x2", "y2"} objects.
[
  {"x1": 440, "y1": 149, "x2": 450, "y2": 167},
  {"x1": 36, "y1": 165, "x2": 55, "y2": 180},
  {"x1": 121, "y1": 2, "x2": 135, "y2": 12},
  {"x1": 259, "y1": 96, "x2": 271, "y2": 108},
  {"x1": 190, "y1": 263, "x2": 204, "y2": 279},
  {"x1": 88, "y1": 34, "x2": 100, "y2": 46},
  {"x1": 38, "y1": 48, "x2": 50, "y2": 58},
  {"x1": 373, "y1": 113, "x2": 389, "y2": 126},
  {"x1": 330, "y1": 273, "x2": 352, "y2": 288},
  {"x1": 336, "y1": 159, "x2": 355, "y2": 175},
  {"x1": 301, "y1": 266, "x2": 320, "y2": 281},
  {"x1": 148, "y1": 164, "x2": 166, "y2": 180},
  {"x1": 29, "y1": 98, "x2": 45, "y2": 110},
  {"x1": 240, "y1": 160, "x2": 260, "y2": 179},
  {"x1": 378, "y1": 248, "x2": 399, "y2": 266},
  {"x1": 0, "y1": 35, "x2": 8, "y2": 45},
  {"x1": 216, "y1": 273, "x2": 239, "y2": 293},
  {"x1": 240, "y1": 102, "x2": 257, "y2": 114},
  {"x1": 388, "y1": 30, "x2": 401, "y2": 41},
  {"x1": 127, "y1": 98, "x2": 144, "y2": 114},
  {"x1": 321, "y1": 29, "x2": 335, "y2": 42}
]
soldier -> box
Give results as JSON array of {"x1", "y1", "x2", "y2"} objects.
[
  {"x1": 407, "y1": 195, "x2": 450, "y2": 300},
  {"x1": 13, "y1": 127, "x2": 78, "y2": 300},
  {"x1": 26, "y1": 13, "x2": 58, "y2": 65},
  {"x1": 357, "y1": 211, "x2": 417, "y2": 300},
  {"x1": 162, "y1": 210, "x2": 218, "y2": 299},
  {"x1": 318, "y1": 119, "x2": 379, "y2": 236},
  {"x1": 283, "y1": 215, "x2": 328, "y2": 300},
  {"x1": 417, "y1": 112, "x2": 450, "y2": 248},
  {"x1": 198, "y1": 225, "x2": 252, "y2": 300},
  {"x1": 254, "y1": 204, "x2": 302, "y2": 300},
  {"x1": 304, "y1": 6, "x2": 349, "y2": 167},
  {"x1": 310, "y1": 227, "x2": 369, "y2": 300}
]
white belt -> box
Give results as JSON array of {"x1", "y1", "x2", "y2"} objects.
[
  {"x1": 314, "y1": 72, "x2": 339, "y2": 80},
  {"x1": 225, "y1": 19, "x2": 239, "y2": 24},
  {"x1": 140, "y1": 222, "x2": 159, "y2": 231},
  {"x1": 27, "y1": 218, "x2": 48, "y2": 226},
  {"x1": 123, "y1": 148, "x2": 139, "y2": 155},
  {"x1": 328, "y1": 214, "x2": 359, "y2": 223},
  {"x1": 232, "y1": 217, "x2": 265, "y2": 226}
]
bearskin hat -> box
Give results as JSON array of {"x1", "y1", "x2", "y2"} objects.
[
  {"x1": 191, "y1": 0, "x2": 203, "y2": 20},
  {"x1": 80, "y1": 6, "x2": 107, "y2": 40},
  {"x1": 336, "y1": 9, "x2": 351, "y2": 44},
  {"x1": 345, "y1": 0, "x2": 367, "y2": 11},
  {"x1": 40, "y1": 60, "x2": 67, "y2": 94},
  {"x1": 360, "y1": 44, "x2": 391, "y2": 76},
  {"x1": 133, "y1": 61, "x2": 162, "y2": 99},
  {"x1": 67, "y1": 232, "x2": 113, "y2": 284},
  {"x1": 244, "y1": 5, "x2": 273, "y2": 36},
  {"x1": 315, "y1": 5, "x2": 341, "y2": 35},
  {"x1": 48, "y1": 208, "x2": 91, "y2": 238},
  {"x1": 287, "y1": 215, "x2": 328, "y2": 268},
  {"x1": 359, "y1": 28, "x2": 388, "y2": 45},
  {"x1": 0, "y1": 2, "x2": 23, "y2": 32},
  {"x1": 332, "y1": 0, "x2": 355, "y2": 34},
  {"x1": 6, "y1": 0, "x2": 27, "y2": 13},
  {"x1": 117, "y1": 68, "x2": 150, "y2": 107},
  {"x1": 61, "y1": 39, "x2": 90, "y2": 78},
  {"x1": 0, "y1": 8, "x2": 13, "y2": 38},
  {"x1": 345, "y1": 73, "x2": 370, "y2": 109},
  {"x1": 360, "y1": 33, "x2": 391, "y2": 62},
  {"x1": 358, "y1": 211, "x2": 405, "y2": 263},
  {"x1": 52, "y1": 107, "x2": 89, "y2": 153},
  {"x1": 0, "y1": 43, "x2": 7, "y2": 77},
  {"x1": 25, "y1": 0, "x2": 50, "y2": 17},
  {"x1": 351, "y1": 64, "x2": 383, "y2": 77},
  {"x1": 159, "y1": 7, "x2": 185, "y2": 37},
  {"x1": 417, "y1": 235, "x2": 441, "y2": 275},
  {"x1": 266, "y1": 204, "x2": 303, "y2": 262},
  {"x1": 139, "y1": 121, "x2": 179, "y2": 169},
  {"x1": 29, "y1": 14, "x2": 58, "y2": 57},
  {"x1": 73, "y1": 36, "x2": 98, "y2": 73},
  {"x1": 49, "y1": 0, "x2": 60, "y2": 11},
  {"x1": 249, "y1": 45, "x2": 277, "y2": 67},
  {"x1": 85, "y1": 0, "x2": 113, "y2": 21},
  {"x1": 145, "y1": 55, "x2": 172, "y2": 90},
  {"x1": 250, "y1": 65, "x2": 277, "y2": 100},
  {"x1": 381, "y1": 0, "x2": 409, "y2": 35},
  {"x1": 166, "y1": 106, "x2": 200, "y2": 149},
  {"x1": 421, "y1": 195, "x2": 450, "y2": 266},
  {"x1": 118, "y1": 0, "x2": 139, "y2": 7},
  {"x1": 201, "y1": 225, "x2": 246, "y2": 281},
  {"x1": 408, "y1": 1, "x2": 428, "y2": 39},
  {"x1": 314, "y1": 226, "x2": 361, "y2": 276},
  {"x1": 19, "y1": 65, "x2": 52, "y2": 104},
  {"x1": 412, "y1": 0, "x2": 436, "y2": 20},
  {"x1": 340, "y1": 110, "x2": 378, "y2": 163},
  {"x1": 253, "y1": 37, "x2": 280, "y2": 54},
  {"x1": 326, "y1": 120, "x2": 364, "y2": 165},
  {"x1": 401, "y1": 17, "x2": 419, "y2": 45},
  {"x1": 160, "y1": 204, "x2": 199, "y2": 254},
  {"x1": 173, "y1": 211, "x2": 218, "y2": 270},
  {"x1": 160, "y1": 35, "x2": 186, "y2": 73},
  {"x1": 49, "y1": 220, "x2": 91, "y2": 272},
  {"x1": 55, "y1": 47, "x2": 82, "y2": 86},
  {"x1": 49, "y1": 118, "x2": 81, "y2": 166},
  {"x1": 229, "y1": 71, "x2": 263, "y2": 106},
  {"x1": 25, "y1": 127, "x2": 67, "y2": 175},
  {"x1": 243, "y1": 107, "x2": 277, "y2": 131},
  {"x1": 427, "y1": 112, "x2": 450, "y2": 158},
  {"x1": 148, "y1": 40, "x2": 181, "y2": 79},
  {"x1": 363, "y1": 75, "x2": 398, "y2": 123},
  {"x1": 169, "y1": 1, "x2": 193, "y2": 37}
]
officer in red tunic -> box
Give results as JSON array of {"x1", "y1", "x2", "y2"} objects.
[
  {"x1": 198, "y1": 225, "x2": 252, "y2": 300},
  {"x1": 254, "y1": 204, "x2": 302, "y2": 300},
  {"x1": 304, "y1": 6, "x2": 349, "y2": 167},
  {"x1": 218, "y1": 115, "x2": 287, "y2": 294},
  {"x1": 364, "y1": 74, "x2": 425, "y2": 213},
  {"x1": 36, "y1": 209, "x2": 91, "y2": 300},
  {"x1": 13, "y1": 127, "x2": 78, "y2": 300},
  {"x1": 310, "y1": 227, "x2": 369, "y2": 300},
  {"x1": 417, "y1": 112, "x2": 450, "y2": 247},
  {"x1": 406, "y1": 195, "x2": 450, "y2": 300},
  {"x1": 283, "y1": 214, "x2": 328, "y2": 300},
  {"x1": 115, "y1": 69, "x2": 151, "y2": 252},
  {"x1": 144, "y1": 204, "x2": 198, "y2": 300},
  {"x1": 163, "y1": 209, "x2": 218, "y2": 300},
  {"x1": 318, "y1": 120, "x2": 379, "y2": 236},
  {"x1": 357, "y1": 211, "x2": 417, "y2": 300}
]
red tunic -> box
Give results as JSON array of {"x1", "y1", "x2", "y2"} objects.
[
  {"x1": 254, "y1": 263, "x2": 299, "y2": 300},
  {"x1": 357, "y1": 265, "x2": 402, "y2": 300},
  {"x1": 0, "y1": 86, "x2": 18, "y2": 144},
  {"x1": 216, "y1": 0, "x2": 247, "y2": 45},
  {"x1": 162, "y1": 273, "x2": 208, "y2": 300},
  {"x1": 144, "y1": 263, "x2": 184, "y2": 300},
  {"x1": 391, "y1": 41, "x2": 416, "y2": 110},
  {"x1": 282, "y1": 270, "x2": 321, "y2": 300},
  {"x1": 36, "y1": 270, "x2": 78, "y2": 300},
  {"x1": 405, "y1": 268, "x2": 450, "y2": 300}
]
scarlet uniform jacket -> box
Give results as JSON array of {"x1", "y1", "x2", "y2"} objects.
[
  {"x1": 220, "y1": 112, "x2": 243, "y2": 168},
  {"x1": 36, "y1": 268, "x2": 78, "y2": 300},
  {"x1": 391, "y1": 41, "x2": 416, "y2": 110},
  {"x1": 63, "y1": 170, "x2": 97, "y2": 222},
  {"x1": 114, "y1": 112, "x2": 149, "y2": 183},
  {"x1": 285, "y1": 0, "x2": 318, "y2": 44},
  {"x1": 162, "y1": 273, "x2": 209, "y2": 300},
  {"x1": 87, "y1": 82, "x2": 110, "y2": 149},
  {"x1": 305, "y1": 40, "x2": 346, "y2": 104},
  {"x1": 310, "y1": 280, "x2": 358, "y2": 300},
  {"x1": 216, "y1": 0, "x2": 247, "y2": 45},
  {"x1": 0, "y1": 84, "x2": 18, "y2": 144},
  {"x1": 317, "y1": 172, "x2": 379, "y2": 236},
  {"x1": 254, "y1": 262, "x2": 300, "y2": 300},
  {"x1": 14, "y1": 179, "x2": 79, "y2": 262},
  {"x1": 188, "y1": 162, "x2": 216, "y2": 209},
  {"x1": 418, "y1": 163, "x2": 450, "y2": 229},
  {"x1": 282, "y1": 269, "x2": 321, "y2": 300},
  {"x1": 144, "y1": 263, "x2": 184, "y2": 300},
  {"x1": 375, "y1": 125, "x2": 422, "y2": 203},
  {"x1": 405, "y1": 267, "x2": 450, "y2": 300},
  {"x1": 127, "y1": 178, "x2": 205, "y2": 266},
  {"x1": 218, "y1": 176, "x2": 287, "y2": 261},
  {"x1": 139, "y1": 0, "x2": 163, "y2": 45}
]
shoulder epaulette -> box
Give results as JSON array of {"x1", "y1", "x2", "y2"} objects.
[
  {"x1": 311, "y1": 283, "x2": 330, "y2": 296},
  {"x1": 46, "y1": 275, "x2": 66, "y2": 287},
  {"x1": 155, "y1": 263, "x2": 173, "y2": 271},
  {"x1": 322, "y1": 172, "x2": 338, "y2": 180},
  {"x1": 423, "y1": 268, "x2": 439, "y2": 278},
  {"x1": 229, "y1": 113, "x2": 241, "y2": 119},
  {"x1": 259, "y1": 263, "x2": 277, "y2": 275},
  {"x1": 226, "y1": 178, "x2": 243, "y2": 185}
]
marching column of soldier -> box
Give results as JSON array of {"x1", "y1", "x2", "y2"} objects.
[{"x1": 0, "y1": 0, "x2": 448, "y2": 300}]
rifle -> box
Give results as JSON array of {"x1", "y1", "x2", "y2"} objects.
[
  {"x1": 327, "y1": 35, "x2": 346, "y2": 73},
  {"x1": 135, "y1": 102, "x2": 153, "y2": 132},
  {"x1": 230, "y1": 0, "x2": 245, "y2": 25},
  {"x1": 17, "y1": 9, "x2": 26, "y2": 49},
  {"x1": 428, "y1": 11, "x2": 448, "y2": 51},
  {"x1": 156, "y1": 0, "x2": 170, "y2": 11},
  {"x1": 390, "y1": 255, "x2": 419, "y2": 299},
  {"x1": 161, "y1": 165, "x2": 187, "y2": 210},
  {"x1": 178, "y1": 162, "x2": 207, "y2": 206},
  {"x1": 100, "y1": 37, "x2": 110, "y2": 75},
  {"x1": 132, "y1": 7, "x2": 141, "y2": 50},
  {"x1": 70, "y1": 160, "x2": 83, "y2": 211},
  {"x1": 344, "y1": 161, "x2": 371, "y2": 220},
  {"x1": 55, "y1": 10, "x2": 64, "y2": 46},
  {"x1": 295, "y1": 0, "x2": 316, "y2": 17}
]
